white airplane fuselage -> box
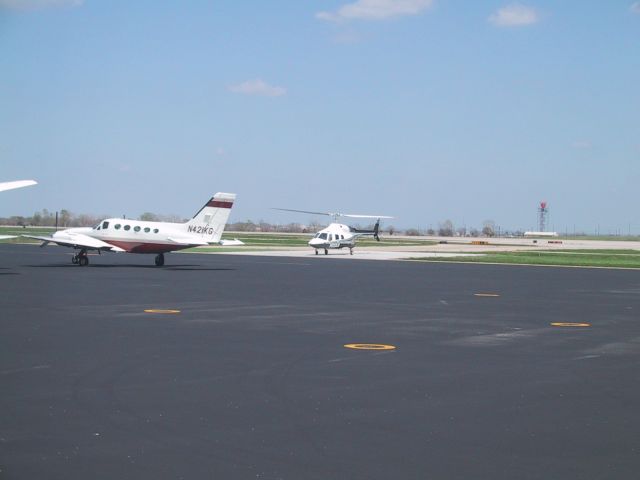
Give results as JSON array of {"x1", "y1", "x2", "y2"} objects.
[{"x1": 54, "y1": 219, "x2": 212, "y2": 254}]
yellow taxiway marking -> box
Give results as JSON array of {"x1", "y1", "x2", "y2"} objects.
[
  {"x1": 474, "y1": 293, "x2": 500, "y2": 297},
  {"x1": 144, "y1": 309, "x2": 181, "y2": 314},
  {"x1": 550, "y1": 322, "x2": 591, "y2": 328},
  {"x1": 344, "y1": 344, "x2": 396, "y2": 351}
]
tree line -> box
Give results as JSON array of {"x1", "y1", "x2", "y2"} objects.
[{"x1": 2, "y1": 209, "x2": 507, "y2": 237}]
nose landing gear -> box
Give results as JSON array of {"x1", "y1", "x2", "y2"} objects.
[{"x1": 155, "y1": 253, "x2": 165, "y2": 266}]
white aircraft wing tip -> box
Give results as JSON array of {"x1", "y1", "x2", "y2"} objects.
[{"x1": 0, "y1": 179, "x2": 38, "y2": 192}]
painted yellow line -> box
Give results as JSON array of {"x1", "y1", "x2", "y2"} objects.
[
  {"x1": 344, "y1": 344, "x2": 396, "y2": 351},
  {"x1": 550, "y1": 322, "x2": 591, "y2": 328},
  {"x1": 474, "y1": 293, "x2": 500, "y2": 297},
  {"x1": 144, "y1": 309, "x2": 181, "y2": 314}
]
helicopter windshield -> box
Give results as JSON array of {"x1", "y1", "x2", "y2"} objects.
[{"x1": 316, "y1": 233, "x2": 328, "y2": 240}]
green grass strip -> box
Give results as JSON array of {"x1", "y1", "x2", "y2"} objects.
[{"x1": 411, "y1": 251, "x2": 640, "y2": 269}]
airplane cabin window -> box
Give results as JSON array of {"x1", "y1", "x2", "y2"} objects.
[
  {"x1": 134, "y1": 226, "x2": 141, "y2": 232},
  {"x1": 102, "y1": 221, "x2": 109, "y2": 229},
  {"x1": 144, "y1": 227, "x2": 150, "y2": 233},
  {"x1": 124, "y1": 225, "x2": 131, "y2": 231},
  {"x1": 115, "y1": 224, "x2": 121, "y2": 230},
  {"x1": 153, "y1": 229, "x2": 159, "y2": 234}
]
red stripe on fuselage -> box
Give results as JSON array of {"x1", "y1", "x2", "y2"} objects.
[
  {"x1": 105, "y1": 240, "x2": 193, "y2": 254},
  {"x1": 205, "y1": 200, "x2": 233, "y2": 208}
]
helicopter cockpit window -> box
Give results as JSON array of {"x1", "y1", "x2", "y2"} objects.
[
  {"x1": 319, "y1": 233, "x2": 328, "y2": 240},
  {"x1": 102, "y1": 221, "x2": 109, "y2": 229}
]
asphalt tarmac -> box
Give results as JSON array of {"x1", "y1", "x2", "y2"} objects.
[{"x1": 1, "y1": 244, "x2": 640, "y2": 479}]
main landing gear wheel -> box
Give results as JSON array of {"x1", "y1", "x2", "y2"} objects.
[
  {"x1": 349, "y1": 248, "x2": 354, "y2": 255},
  {"x1": 324, "y1": 249, "x2": 328, "y2": 255},
  {"x1": 73, "y1": 249, "x2": 89, "y2": 266},
  {"x1": 315, "y1": 250, "x2": 318, "y2": 255},
  {"x1": 155, "y1": 253, "x2": 165, "y2": 266}
]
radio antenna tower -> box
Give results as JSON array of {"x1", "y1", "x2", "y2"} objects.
[{"x1": 538, "y1": 201, "x2": 549, "y2": 232}]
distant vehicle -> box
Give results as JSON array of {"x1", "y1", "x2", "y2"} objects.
[
  {"x1": 274, "y1": 208, "x2": 392, "y2": 255},
  {"x1": 524, "y1": 231, "x2": 559, "y2": 238},
  {"x1": 24, "y1": 192, "x2": 236, "y2": 266},
  {"x1": 0, "y1": 179, "x2": 37, "y2": 193}
]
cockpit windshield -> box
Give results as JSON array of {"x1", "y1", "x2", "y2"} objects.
[{"x1": 318, "y1": 233, "x2": 328, "y2": 240}]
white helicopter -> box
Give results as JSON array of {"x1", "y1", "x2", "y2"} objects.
[{"x1": 274, "y1": 208, "x2": 393, "y2": 255}]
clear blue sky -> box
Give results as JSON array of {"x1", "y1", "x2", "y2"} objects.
[{"x1": 1, "y1": 0, "x2": 639, "y2": 233}]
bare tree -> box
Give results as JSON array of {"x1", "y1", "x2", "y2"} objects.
[
  {"x1": 482, "y1": 220, "x2": 496, "y2": 237},
  {"x1": 438, "y1": 219, "x2": 454, "y2": 237},
  {"x1": 139, "y1": 212, "x2": 159, "y2": 222},
  {"x1": 59, "y1": 209, "x2": 72, "y2": 227}
]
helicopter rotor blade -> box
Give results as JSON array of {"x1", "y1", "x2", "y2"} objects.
[
  {"x1": 340, "y1": 214, "x2": 394, "y2": 219},
  {"x1": 272, "y1": 208, "x2": 332, "y2": 217}
]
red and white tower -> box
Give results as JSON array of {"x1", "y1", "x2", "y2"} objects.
[{"x1": 538, "y1": 201, "x2": 549, "y2": 232}]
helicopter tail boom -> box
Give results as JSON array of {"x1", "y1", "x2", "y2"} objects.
[{"x1": 351, "y1": 219, "x2": 381, "y2": 241}]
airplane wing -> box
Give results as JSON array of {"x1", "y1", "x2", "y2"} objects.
[
  {"x1": 22, "y1": 234, "x2": 125, "y2": 252},
  {"x1": 0, "y1": 180, "x2": 37, "y2": 192},
  {"x1": 0, "y1": 235, "x2": 17, "y2": 240}
]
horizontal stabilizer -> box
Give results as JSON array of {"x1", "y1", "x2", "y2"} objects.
[
  {"x1": 167, "y1": 236, "x2": 209, "y2": 247},
  {"x1": 219, "y1": 239, "x2": 245, "y2": 246}
]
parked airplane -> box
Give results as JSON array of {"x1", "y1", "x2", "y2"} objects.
[
  {"x1": 24, "y1": 192, "x2": 236, "y2": 266},
  {"x1": 0, "y1": 179, "x2": 37, "y2": 193},
  {"x1": 274, "y1": 208, "x2": 392, "y2": 255}
]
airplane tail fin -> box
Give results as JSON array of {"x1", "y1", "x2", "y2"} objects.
[{"x1": 185, "y1": 192, "x2": 236, "y2": 243}]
